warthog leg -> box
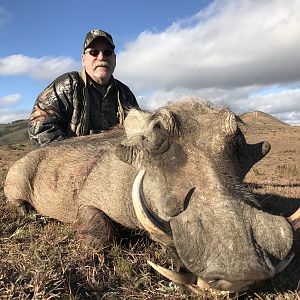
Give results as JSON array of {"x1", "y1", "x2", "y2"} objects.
[
  {"x1": 18, "y1": 202, "x2": 33, "y2": 215},
  {"x1": 74, "y1": 205, "x2": 115, "y2": 248},
  {"x1": 8, "y1": 199, "x2": 33, "y2": 216}
]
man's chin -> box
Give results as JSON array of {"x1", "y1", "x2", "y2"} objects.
[{"x1": 92, "y1": 73, "x2": 111, "y2": 85}]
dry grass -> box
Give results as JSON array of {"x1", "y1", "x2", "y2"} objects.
[{"x1": 0, "y1": 120, "x2": 300, "y2": 299}]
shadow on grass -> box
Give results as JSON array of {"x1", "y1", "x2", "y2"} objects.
[{"x1": 254, "y1": 192, "x2": 300, "y2": 217}]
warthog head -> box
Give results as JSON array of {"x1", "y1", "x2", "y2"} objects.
[{"x1": 116, "y1": 98, "x2": 299, "y2": 292}]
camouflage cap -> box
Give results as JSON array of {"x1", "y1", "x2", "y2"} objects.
[{"x1": 83, "y1": 29, "x2": 115, "y2": 52}]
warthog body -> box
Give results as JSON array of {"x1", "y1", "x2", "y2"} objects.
[{"x1": 4, "y1": 98, "x2": 298, "y2": 292}]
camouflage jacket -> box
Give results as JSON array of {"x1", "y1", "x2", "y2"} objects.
[{"x1": 28, "y1": 70, "x2": 138, "y2": 147}]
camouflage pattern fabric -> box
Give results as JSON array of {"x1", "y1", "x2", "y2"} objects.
[
  {"x1": 28, "y1": 71, "x2": 138, "y2": 147},
  {"x1": 83, "y1": 29, "x2": 115, "y2": 52}
]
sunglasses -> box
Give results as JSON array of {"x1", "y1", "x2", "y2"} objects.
[{"x1": 85, "y1": 48, "x2": 114, "y2": 57}]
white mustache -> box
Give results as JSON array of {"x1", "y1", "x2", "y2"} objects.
[{"x1": 94, "y1": 61, "x2": 110, "y2": 69}]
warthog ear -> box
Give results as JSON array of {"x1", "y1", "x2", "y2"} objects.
[
  {"x1": 124, "y1": 108, "x2": 180, "y2": 139},
  {"x1": 116, "y1": 108, "x2": 179, "y2": 165},
  {"x1": 123, "y1": 108, "x2": 151, "y2": 141},
  {"x1": 115, "y1": 108, "x2": 150, "y2": 165},
  {"x1": 151, "y1": 108, "x2": 180, "y2": 136},
  {"x1": 234, "y1": 128, "x2": 271, "y2": 180}
]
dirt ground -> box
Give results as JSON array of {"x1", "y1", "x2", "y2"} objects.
[{"x1": 242, "y1": 119, "x2": 300, "y2": 200}]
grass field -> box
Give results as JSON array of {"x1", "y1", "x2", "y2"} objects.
[{"x1": 0, "y1": 115, "x2": 299, "y2": 299}]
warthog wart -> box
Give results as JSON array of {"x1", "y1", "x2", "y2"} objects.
[{"x1": 4, "y1": 97, "x2": 300, "y2": 293}]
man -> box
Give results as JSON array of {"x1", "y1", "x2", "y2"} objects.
[{"x1": 28, "y1": 29, "x2": 138, "y2": 147}]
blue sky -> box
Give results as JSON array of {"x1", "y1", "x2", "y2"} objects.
[{"x1": 1, "y1": 0, "x2": 300, "y2": 124}]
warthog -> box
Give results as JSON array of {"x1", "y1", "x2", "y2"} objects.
[{"x1": 4, "y1": 98, "x2": 300, "y2": 293}]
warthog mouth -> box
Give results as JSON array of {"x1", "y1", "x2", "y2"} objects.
[
  {"x1": 132, "y1": 170, "x2": 298, "y2": 292},
  {"x1": 147, "y1": 252, "x2": 294, "y2": 292}
]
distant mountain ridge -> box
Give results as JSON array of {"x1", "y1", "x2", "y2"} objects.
[
  {"x1": 0, "y1": 111, "x2": 291, "y2": 145},
  {"x1": 240, "y1": 111, "x2": 290, "y2": 128},
  {"x1": 0, "y1": 119, "x2": 29, "y2": 145}
]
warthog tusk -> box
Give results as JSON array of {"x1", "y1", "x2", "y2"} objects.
[
  {"x1": 287, "y1": 208, "x2": 300, "y2": 230},
  {"x1": 132, "y1": 170, "x2": 173, "y2": 245},
  {"x1": 188, "y1": 278, "x2": 211, "y2": 294},
  {"x1": 225, "y1": 112, "x2": 237, "y2": 136},
  {"x1": 147, "y1": 260, "x2": 197, "y2": 285},
  {"x1": 147, "y1": 260, "x2": 211, "y2": 292}
]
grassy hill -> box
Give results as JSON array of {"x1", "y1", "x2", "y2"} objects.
[
  {"x1": 240, "y1": 111, "x2": 290, "y2": 128},
  {"x1": 0, "y1": 119, "x2": 29, "y2": 145}
]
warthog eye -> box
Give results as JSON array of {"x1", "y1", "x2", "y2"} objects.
[{"x1": 153, "y1": 122, "x2": 161, "y2": 130}]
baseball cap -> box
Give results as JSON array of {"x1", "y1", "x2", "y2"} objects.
[{"x1": 83, "y1": 29, "x2": 115, "y2": 52}]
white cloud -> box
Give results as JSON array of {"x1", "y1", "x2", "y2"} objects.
[
  {"x1": 138, "y1": 86, "x2": 300, "y2": 125},
  {"x1": 114, "y1": 0, "x2": 300, "y2": 125},
  {"x1": 0, "y1": 93, "x2": 22, "y2": 106},
  {"x1": 0, "y1": 94, "x2": 29, "y2": 123},
  {"x1": 0, "y1": 55, "x2": 80, "y2": 80},
  {"x1": 233, "y1": 88, "x2": 300, "y2": 114},
  {"x1": 0, "y1": 108, "x2": 30, "y2": 124},
  {"x1": 117, "y1": 0, "x2": 300, "y2": 91},
  {"x1": 1, "y1": 1, "x2": 300, "y2": 125},
  {"x1": 275, "y1": 111, "x2": 300, "y2": 125}
]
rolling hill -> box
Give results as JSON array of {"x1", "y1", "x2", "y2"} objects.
[
  {"x1": 240, "y1": 111, "x2": 290, "y2": 128},
  {"x1": 0, "y1": 111, "x2": 294, "y2": 145},
  {"x1": 0, "y1": 119, "x2": 29, "y2": 145}
]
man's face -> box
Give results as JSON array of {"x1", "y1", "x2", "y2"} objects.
[{"x1": 82, "y1": 38, "x2": 116, "y2": 85}]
